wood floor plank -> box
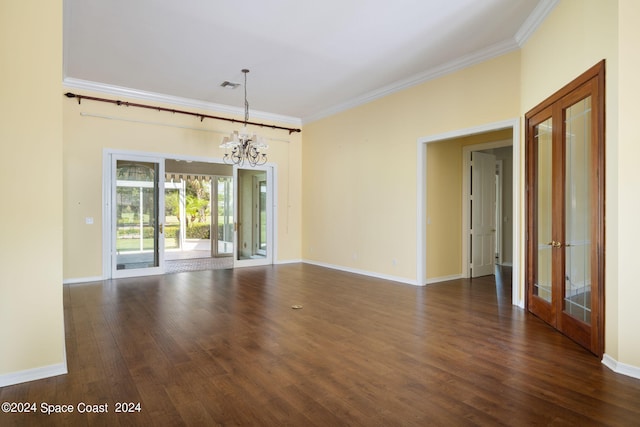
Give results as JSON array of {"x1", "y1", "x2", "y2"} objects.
[{"x1": 1, "y1": 264, "x2": 639, "y2": 426}]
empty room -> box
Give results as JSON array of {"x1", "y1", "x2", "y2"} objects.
[{"x1": 2, "y1": 0, "x2": 640, "y2": 425}]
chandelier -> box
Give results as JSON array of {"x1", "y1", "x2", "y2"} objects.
[{"x1": 220, "y1": 69, "x2": 268, "y2": 166}]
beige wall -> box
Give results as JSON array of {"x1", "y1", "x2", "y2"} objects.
[
  {"x1": 617, "y1": 0, "x2": 640, "y2": 367},
  {"x1": 63, "y1": 94, "x2": 302, "y2": 279},
  {"x1": 302, "y1": 52, "x2": 521, "y2": 282},
  {"x1": 0, "y1": 1, "x2": 66, "y2": 377}
]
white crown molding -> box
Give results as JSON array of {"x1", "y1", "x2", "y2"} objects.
[
  {"x1": 62, "y1": 77, "x2": 303, "y2": 127},
  {"x1": 302, "y1": 0, "x2": 560, "y2": 125},
  {"x1": 515, "y1": 0, "x2": 560, "y2": 46},
  {"x1": 302, "y1": 37, "x2": 519, "y2": 124},
  {"x1": 63, "y1": 1, "x2": 558, "y2": 129}
]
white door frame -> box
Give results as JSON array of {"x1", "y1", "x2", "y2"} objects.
[
  {"x1": 495, "y1": 159, "x2": 504, "y2": 266},
  {"x1": 416, "y1": 118, "x2": 523, "y2": 307},
  {"x1": 105, "y1": 151, "x2": 166, "y2": 278},
  {"x1": 233, "y1": 164, "x2": 276, "y2": 268},
  {"x1": 461, "y1": 140, "x2": 511, "y2": 278}
]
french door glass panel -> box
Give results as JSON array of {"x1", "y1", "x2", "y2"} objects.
[
  {"x1": 535, "y1": 118, "x2": 553, "y2": 303},
  {"x1": 114, "y1": 159, "x2": 163, "y2": 274},
  {"x1": 564, "y1": 97, "x2": 592, "y2": 324}
]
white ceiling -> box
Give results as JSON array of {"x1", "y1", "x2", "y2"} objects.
[{"x1": 63, "y1": 0, "x2": 556, "y2": 124}]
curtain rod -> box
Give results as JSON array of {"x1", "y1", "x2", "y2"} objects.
[{"x1": 64, "y1": 92, "x2": 301, "y2": 135}]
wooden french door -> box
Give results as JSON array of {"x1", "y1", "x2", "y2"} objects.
[{"x1": 525, "y1": 61, "x2": 605, "y2": 357}]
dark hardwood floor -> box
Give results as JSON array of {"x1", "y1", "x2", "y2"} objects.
[{"x1": 1, "y1": 264, "x2": 639, "y2": 426}]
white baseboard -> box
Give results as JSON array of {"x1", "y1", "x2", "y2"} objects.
[
  {"x1": 602, "y1": 354, "x2": 640, "y2": 380},
  {"x1": 63, "y1": 276, "x2": 104, "y2": 285},
  {"x1": 0, "y1": 363, "x2": 67, "y2": 387},
  {"x1": 302, "y1": 259, "x2": 418, "y2": 286},
  {"x1": 425, "y1": 274, "x2": 464, "y2": 285},
  {"x1": 276, "y1": 259, "x2": 303, "y2": 265}
]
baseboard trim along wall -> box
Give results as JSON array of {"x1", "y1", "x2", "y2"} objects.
[
  {"x1": 63, "y1": 276, "x2": 105, "y2": 285},
  {"x1": 425, "y1": 274, "x2": 464, "y2": 285},
  {"x1": 0, "y1": 363, "x2": 68, "y2": 388},
  {"x1": 62, "y1": 264, "x2": 306, "y2": 284},
  {"x1": 276, "y1": 259, "x2": 303, "y2": 265},
  {"x1": 602, "y1": 354, "x2": 640, "y2": 380},
  {"x1": 303, "y1": 260, "x2": 418, "y2": 286}
]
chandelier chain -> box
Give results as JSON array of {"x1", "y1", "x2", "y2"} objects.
[
  {"x1": 243, "y1": 69, "x2": 249, "y2": 125},
  {"x1": 220, "y1": 69, "x2": 268, "y2": 167}
]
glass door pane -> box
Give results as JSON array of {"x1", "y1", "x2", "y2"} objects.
[
  {"x1": 564, "y1": 96, "x2": 592, "y2": 324},
  {"x1": 535, "y1": 118, "x2": 553, "y2": 303},
  {"x1": 215, "y1": 176, "x2": 233, "y2": 256},
  {"x1": 164, "y1": 185, "x2": 182, "y2": 251},
  {"x1": 234, "y1": 166, "x2": 273, "y2": 267},
  {"x1": 114, "y1": 160, "x2": 162, "y2": 274},
  {"x1": 258, "y1": 179, "x2": 267, "y2": 255}
]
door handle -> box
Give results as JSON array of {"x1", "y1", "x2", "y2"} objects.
[
  {"x1": 159, "y1": 223, "x2": 163, "y2": 234},
  {"x1": 546, "y1": 241, "x2": 562, "y2": 248}
]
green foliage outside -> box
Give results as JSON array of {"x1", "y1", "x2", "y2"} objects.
[
  {"x1": 117, "y1": 177, "x2": 221, "y2": 252},
  {"x1": 187, "y1": 223, "x2": 210, "y2": 239},
  {"x1": 165, "y1": 224, "x2": 180, "y2": 249}
]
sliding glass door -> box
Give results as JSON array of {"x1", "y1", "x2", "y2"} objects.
[
  {"x1": 214, "y1": 176, "x2": 234, "y2": 257},
  {"x1": 111, "y1": 155, "x2": 165, "y2": 278},
  {"x1": 234, "y1": 166, "x2": 273, "y2": 267},
  {"x1": 105, "y1": 154, "x2": 274, "y2": 276}
]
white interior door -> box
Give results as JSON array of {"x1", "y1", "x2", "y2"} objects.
[
  {"x1": 233, "y1": 165, "x2": 273, "y2": 267},
  {"x1": 110, "y1": 154, "x2": 165, "y2": 278},
  {"x1": 470, "y1": 151, "x2": 496, "y2": 277}
]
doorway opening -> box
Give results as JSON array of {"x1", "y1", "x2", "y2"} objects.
[
  {"x1": 235, "y1": 166, "x2": 274, "y2": 266},
  {"x1": 462, "y1": 142, "x2": 514, "y2": 278},
  {"x1": 417, "y1": 119, "x2": 523, "y2": 307},
  {"x1": 163, "y1": 159, "x2": 234, "y2": 273}
]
